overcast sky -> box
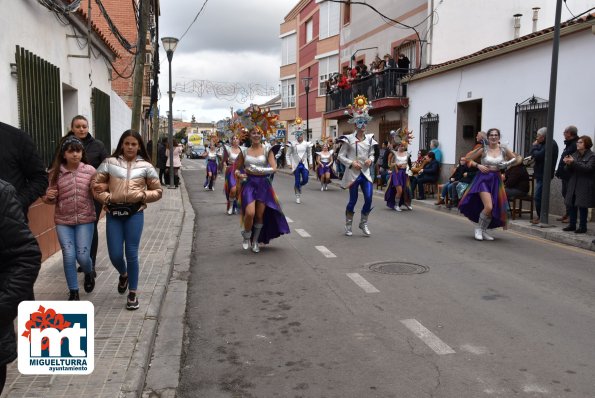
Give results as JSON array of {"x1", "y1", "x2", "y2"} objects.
[{"x1": 157, "y1": 0, "x2": 294, "y2": 124}]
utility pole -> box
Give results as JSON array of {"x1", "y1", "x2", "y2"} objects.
[{"x1": 131, "y1": 0, "x2": 150, "y2": 131}]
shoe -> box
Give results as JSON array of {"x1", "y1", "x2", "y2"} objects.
[
  {"x1": 359, "y1": 214, "x2": 371, "y2": 236},
  {"x1": 482, "y1": 231, "x2": 495, "y2": 241},
  {"x1": 211, "y1": 187, "x2": 215, "y2": 191},
  {"x1": 84, "y1": 272, "x2": 95, "y2": 293},
  {"x1": 251, "y1": 240, "x2": 260, "y2": 253},
  {"x1": 68, "y1": 290, "x2": 80, "y2": 301},
  {"x1": 227, "y1": 206, "x2": 233, "y2": 215},
  {"x1": 435, "y1": 198, "x2": 445, "y2": 205},
  {"x1": 241, "y1": 230, "x2": 251, "y2": 250},
  {"x1": 530, "y1": 218, "x2": 540, "y2": 225},
  {"x1": 393, "y1": 205, "x2": 402, "y2": 212},
  {"x1": 345, "y1": 211, "x2": 354, "y2": 236},
  {"x1": 574, "y1": 227, "x2": 587, "y2": 234},
  {"x1": 321, "y1": 185, "x2": 324, "y2": 191},
  {"x1": 296, "y1": 195, "x2": 301, "y2": 204},
  {"x1": 118, "y1": 275, "x2": 129, "y2": 294},
  {"x1": 562, "y1": 226, "x2": 576, "y2": 232},
  {"x1": 474, "y1": 227, "x2": 483, "y2": 241},
  {"x1": 556, "y1": 215, "x2": 569, "y2": 222},
  {"x1": 324, "y1": 184, "x2": 328, "y2": 191},
  {"x1": 126, "y1": 293, "x2": 140, "y2": 310},
  {"x1": 404, "y1": 204, "x2": 413, "y2": 210}
]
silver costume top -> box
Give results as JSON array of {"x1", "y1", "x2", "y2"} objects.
[
  {"x1": 206, "y1": 148, "x2": 218, "y2": 161},
  {"x1": 286, "y1": 139, "x2": 314, "y2": 171},
  {"x1": 316, "y1": 150, "x2": 334, "y2": 164},
  {"x1": 482, "y1": 147, "x2": 505, "y2": 167},
  {"x1": 241, "y1": 143, "x2": 274, "y2": 175},
  {"x1": 224, "y1": 144, "x2": 241, "y2": 165},
  {"x1": 337, "y1": 132, "x2": 378, "y2": 188},
  {"x1": 393, "y1": 151, "x2": 409, "y2": 167}
]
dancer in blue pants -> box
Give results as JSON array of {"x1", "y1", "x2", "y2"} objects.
[{"x1": 285, "y1": 117, "x2": 313, "y2": 204}]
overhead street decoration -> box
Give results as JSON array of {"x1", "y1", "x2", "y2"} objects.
[{"x1": 173, "y1": 80, "x2": 279, "y2": 103}]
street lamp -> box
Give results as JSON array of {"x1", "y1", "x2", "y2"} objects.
[
  {"x1": 301, "y1": 69, "x2": 312, "y2": 142},
  {"x1": 162, "y1": 36, "x2": 179, "y2": 189}
]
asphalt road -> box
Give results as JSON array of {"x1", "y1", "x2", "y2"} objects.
[{"x1": 178, "y1": 159, "x2": 595, "y2": 398}]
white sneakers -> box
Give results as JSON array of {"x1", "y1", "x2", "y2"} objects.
[
  {"x1": 474, "y1": 227, "x2": 483, "y2": 241},
  {"x1": 227, "y1": 206, "x2": 233, "y2": 215},
  {"x1": 482, "y1": 231, "x2": 495, "y2": 241},
  {"x1": 394, "y1": 205, "x2": 402, "y2": 212},
  {"x1": 296, "y1": 195, "x2": 301, "y2": 204},
  {"x1": 404, "y1": 204, "x2": 413, "y2": 210}
]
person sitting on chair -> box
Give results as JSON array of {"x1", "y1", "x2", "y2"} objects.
[{"x1": 412, "y1": 151, "x2": 439, "y2": 200}]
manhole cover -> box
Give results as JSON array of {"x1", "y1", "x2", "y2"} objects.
[{"x1": 368, "y1": 261, "x2": 429, "y2": 275}]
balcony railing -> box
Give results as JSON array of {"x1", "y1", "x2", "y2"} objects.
[{"x1": 325, "y1": 68, "x2": 408, "y2": 112}]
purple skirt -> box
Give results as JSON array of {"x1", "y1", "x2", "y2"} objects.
[
  {"x1": 206, "y1": 159, "x2": 218, "y2": 176},
  {"x1": 224, "y1": 163, "x2": 238, "y2": 200},
  {"x1": 317, "y1": 163, "x2": 337, "y2": 179},
  {"x1": 240, "y1": 174, "x2": 290, "y2": 244},
  {"x1": 384, "y1": 169, "x2": 411, "y2": 208},
  {"x1": 458, "y1": 171, "x2": 509, "y2": 229}
]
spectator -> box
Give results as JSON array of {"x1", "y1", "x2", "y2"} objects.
[
  {"x1": 397, "y1": 53, "x2": 410, "y2": 76},
  {"x1": 337, "y1": 73, "x2": 350, "y2": 90},
  {"x1": 0, "y1": 121, "x2": 48, "y2": 218},
  {"x1": 554, "y1": 125, "x2": 579, "y2": 223},
  {"x1": 529, "y1": 127, "x2": 558, "y2": 224},
  {"x1": 157, "y1": 137, "x2": 168, "y2": 185},
  {"x1": 0, "y1": 178, "x2": 41, "y2": 395},
  {"x1": 165, "y1": 139, "x2": 183, "y2": 188},
  {"x1": 66, "y1": 115, "x2": 108, "y2": 276},
  {"x1": 412, "y1": 151, "x2": 439, "y2": 200},
  {"x1": 452, "y1": 163, "x2": 477, "y2": 208},
  {"x1": 146, "y1": 139, "x2": 153, "y2": 161},
  {"x1": 93, "y1": 130, "x2": 163, "y2": 310},
  {"x1": 435, "y1": 156, "x2": 470, "y2": 206},
  {"x1": 504, "y1": 163, "x2": 530, "y2": 199},
  {"x1": 383, "y1": 54, "x2": 395, "y2": 69},
  {"x1": 430, "y1": 139, "x2": 443, "y2": 163},
  {"x1": 561, "y1": 135, "x2": 595, "y2": 234}
]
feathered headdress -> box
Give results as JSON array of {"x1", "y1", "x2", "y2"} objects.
[
  {"x1": 390, "y1": 127, "x2": 414, "y2": 147},
  {"x1": 345, "y1": 95, "x2": 373, "y2": 125},
  {"x1": 291, "y1": 116, "x2": 304, "y2": 137},
  {"x1": 236, "y1": 104, "x2": 278, "y2": 138}
]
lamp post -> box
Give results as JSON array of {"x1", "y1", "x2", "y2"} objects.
[
  {"x1": 301, "y1": 70, "x2": 312, "y2": 142},
  {"x1": 161, "y1": 36, "x2": 179, "y2": 189}
]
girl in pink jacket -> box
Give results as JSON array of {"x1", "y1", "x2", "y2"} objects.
[{"x1": 43, "y1": 136, "x2": 97, "y2": 301}]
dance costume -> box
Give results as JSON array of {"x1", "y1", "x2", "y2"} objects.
[
  {"x1": 204, "y1": 148, "x2": 219, "y2": 190},
  {"x1": 316, "y1": 150, "x2": 336, "y2": 191},
  {"x1": 223, "y1": 144, "x2": 241, "y2": 214},
  {"x1": 286, "y1": 117, "x2": 313, "y2": 203},
  {"x1": 384, "y1": 150, "x2": 412, "y2": 210}
]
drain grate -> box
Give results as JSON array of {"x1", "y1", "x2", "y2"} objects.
[{"x1": 368, "y1": 261, "x2": 429, "y2": 275}]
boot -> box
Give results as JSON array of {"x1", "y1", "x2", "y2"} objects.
[
  {"x1": 324, "y1": 183, "x2": 328, "y2": 191},
  {"x1": 251, "y1": 224, "x2": 263, "y2": 253},
  {"x1": 204, "y1": 176, "x2": 209, "y2": 189},
  {"x1": 296, "y1": 194, "x2": 301, "y2": 204},
  {"x1": 174, "y1": 175, "x2": 180, "y2": 188},
  {"x1": 359, "y1": 213, "x2": 371, "y2": 236},
  {"x1": 474, "y1": 224, "x2": 483, "y2": 241},
  {"x1": 68, "y1": 290, "x2": 80, "y2": 301},
  {"x1": 233, "y1": 200, "x2": 239, "y2": 214},
  {"x1": 241, "y1": 230, "x2": 251, "y2": 250},
  {"x1": 345, "y1": 211, "x2": 354, "y2": 236},
  {"x1": 227, "y1": 201, "x2": 233, "y2": 215},
  {"x1": 479, "y1": 212, "x2": 494, "y2": 241}
]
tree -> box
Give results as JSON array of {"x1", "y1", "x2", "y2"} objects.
[{"x1": 175, "y1": 127, "x2": 187, "y2": 142}]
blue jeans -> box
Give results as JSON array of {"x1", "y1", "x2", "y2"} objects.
[
  {"x1": 56, "y1": 223, "x2": 94, "y2": 291},
  {"x1": 293, "y1": 162, "x2": 309, "y2": 192},
  {"x1": 534, "y1": 178, "x2": 543, "y2": 217},
  {"x1": 106, "y1": 211, "x2": 144, "y2": 291},
  {"x1": 347, "y1": 174, "x2": 373, "y2": 214}
]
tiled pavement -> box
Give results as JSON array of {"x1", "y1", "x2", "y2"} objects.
[{"x1": 1, "y1": 185, "x2": 185, "y2": 398}]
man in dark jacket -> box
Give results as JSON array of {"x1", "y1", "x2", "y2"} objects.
[
  {"x1": 530, "y1": 127, "x2": 559, "y2": 223},
  {"x1": 413, "y1": 151, "x2": 439, "y2": 200},
  {"x1": 0, "y1": 179, "x2": 42, "y2": 394},
  {"x1": 554, "y1": 125, "x2": 578, "y2": 223},
  {"x1": 66, "y1": 117, "x2": 108, "y2": 274},
  {"x1": 0, "y1": 121, "x2": 48, "y2": 218}
]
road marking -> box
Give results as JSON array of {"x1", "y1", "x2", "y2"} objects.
[
  {"x1": 295, "y1": 228, "x2": 311, "y2": 238},
  {"x1": 315, "y1": 246, "x2": 336, "y2": 258},
  {"x1": 400, "y1": 319, "x2": 456, "y2": 355},
  {"x1": 285, "y1": 217, "x2": 294, "y2": 223},
  {"x1": 346, "y1": 273, "x2": 379, "y2": 293}
]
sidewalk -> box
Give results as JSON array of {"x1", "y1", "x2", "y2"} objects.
[{"x1": 1, "y1": 183, "x2": 190, "y2": 398}]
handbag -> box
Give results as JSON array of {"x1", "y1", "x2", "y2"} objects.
[{"x1": 107, "y1": 202, "x2": 141, "y2": 218}]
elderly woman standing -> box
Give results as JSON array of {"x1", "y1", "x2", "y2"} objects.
[{"x1": 561, "y1": 135, "x2": 595, "y2": 234}]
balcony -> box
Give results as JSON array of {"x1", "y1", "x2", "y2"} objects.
[{"x1": 324, "y1": 68, "x2": 409, "y2": 118}]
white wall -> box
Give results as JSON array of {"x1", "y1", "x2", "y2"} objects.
[
  {"x1": 429, "y1": 0, "x2": 595, "y2": 64},
  {"x1": 110, "y1": 90, "x2": 133, "y2": 153},
  {"x1": 407, "y1": 29, "x2": 595, "y2": 165},
  {"x1": 0, "y1": 0, "x2": 113, "y2": 133}
]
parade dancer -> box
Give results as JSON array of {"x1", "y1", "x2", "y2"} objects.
[
  {"x1": 459, "y1": 128, "x2": 522, "y2": 241},
  {"x1": 203, "y1": 139, "x2": 220, "y2": 191},
  {"x1": 223, "y1": 129, "x2": 244, "y2": 214},
  {"x1": 268, "y1": 135, "x2": 285, "y2": 183},
  {"x1": 234, "y1": 105, "x2": 290, "y2": 253},
  {"x1": 338, "y1": 96, "x2": 378, "y2": 236},
  {"x1": 384, "y1": 128, "x2": 414, "y2": 211},
  {"x1": 286, "y1": 117, "x2": 313, "y2": 203},
  {"x1": 316, "y1": 143, "x2": 336, "y2": 191}
]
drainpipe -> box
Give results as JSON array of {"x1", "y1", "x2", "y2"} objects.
[
  {"x1": 532, "y1": 7, "x2": 540, "y2": 33},
  {"x1": 427, "y1": 0, "x2": 435, "y2": 66},
  {"x1": 513, "y1": 14, "x2": 523, "y2": 39}
]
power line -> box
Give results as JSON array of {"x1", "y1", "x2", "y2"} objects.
[
  {"x1": 94, "y1": 0, "x2": 137, "y2": 54},
  {"x1": 178, "y1": 0, "x2": 210, "y2": 42}
]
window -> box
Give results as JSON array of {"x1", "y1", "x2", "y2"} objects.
[
  {"x1": 318, "y1": 55, "x2": 338, "y2": 96},
  {"x1": 319, "y1": 1, "x2": 340, "y2": 39},
  {"x1": 281, "y1": 33, "x2": 296, "y2": 65},
  {"x1": 281, "y1": 78, "x2": 296, "y2": 108},
  {"x1": 514, "y1": 96, "x2": 549, "y2": 157},
  {"x1": 343, "y1": 0, "x2": 351, "y2": 25},
  {"x1": 305, "y1": 19, "x2": 313, "y2": 43},
  {"x1": 419, "y1": 112, "x2": 439, "y2": 151},
  {"x1": 395, "y1": 41, "x2": 417, "y2": 72}
]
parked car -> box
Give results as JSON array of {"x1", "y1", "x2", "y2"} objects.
[{"x1": 187, "y1": 145, "x2": 206, "y2": 159}]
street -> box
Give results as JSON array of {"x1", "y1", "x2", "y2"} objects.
[{"x1": 177, "y1": 159, "x2": 595, "y2": 398}]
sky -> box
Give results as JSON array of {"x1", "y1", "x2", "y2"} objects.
[{"x1": 157, "y1": 0, "x2": 295, "y2": 125}]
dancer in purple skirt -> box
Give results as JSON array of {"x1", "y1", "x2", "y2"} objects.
[
  {"x1": 234, "y1": 105, "x2": 290, "y2": 253},
  {"x1": 203, "y1": 140, "x2": 221, "y2": 191},
  {"x1": 459, "y1": 128, "x2": 521, "y2": 241},
  {"x1": 315, "y1": 143, "x2": 336, "y2": 191},
  {"x1": 384, "y1": 128, "x2": 414, "y2": 211}
]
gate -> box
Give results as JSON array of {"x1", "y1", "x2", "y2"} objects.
[{"x1": 514, "y1": 96, "x2": 549, "y2": 157}]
